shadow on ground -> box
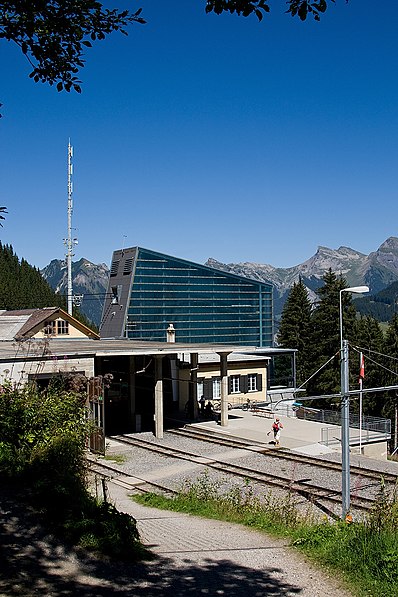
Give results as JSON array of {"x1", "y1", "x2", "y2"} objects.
[{"x1": 0, "y1": 488, "x2": 303, "y2": 596}]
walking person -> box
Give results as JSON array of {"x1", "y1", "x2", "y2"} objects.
[
  {"x1": 268, "y1": 417, "x2": 283, "y2": 447},
  {"x1": 199, "y1": 395, "x2": 205, "y2": 416}
]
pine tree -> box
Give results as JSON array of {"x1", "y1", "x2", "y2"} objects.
[
  {"x1": 306, "y1": 269, "x2": 357, "y2": 399},
  {"x1": 382, "y1": 314, "x2": 398, "y2": 424},
  {"x1": 353, "y1": 315, "x2": 384, "y2": 417},
  {"x1": 277, "y1": 279, "x2": 312, "y2": 386},
  {"x1": 0, "y1": 243, "x2": 96, "y2": 330}
]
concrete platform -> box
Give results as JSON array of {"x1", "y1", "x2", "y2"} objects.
[{"x1": 190, "y1": 409, "x2": 341, "y2": 456}]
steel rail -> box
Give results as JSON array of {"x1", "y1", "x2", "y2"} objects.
[
  {"x1": 87, "y1": 457, "x2": 177, "y2": 496},
  {"x1": 109, "y1": 434, "x2": 377, "y2": 514},
  {"x1": 168, "y1": 427, "x2": 398, "y2": 485}
]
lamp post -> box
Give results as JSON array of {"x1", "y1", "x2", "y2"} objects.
[{"x1": 339, "y1": 286, "x2": 369, "y2": 519}]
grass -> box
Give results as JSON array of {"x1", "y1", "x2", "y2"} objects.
[
  {"x1": 133, "y1": 471, "x2": 398, "y2": 597},
  {"x1": 100, "y1": 453, "x2": 127, "y2": 464}
]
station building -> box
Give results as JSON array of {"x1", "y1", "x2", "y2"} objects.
[{"x1": 100, "y1": 246, "x2": 273, "y2": 347}]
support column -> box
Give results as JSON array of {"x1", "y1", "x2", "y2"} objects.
[
  {"x1": 218, "y1": 352, "x2": 231, "y2": 427},
  {"x1": 128, "y1": 356, "x2": 137, "y2": 432},
  {"x1": 154, "y1": 356, "x2": 164, "y2": 439},
  {"x1": 191, "y1": 353, "x2": 199, "y2": 420}
]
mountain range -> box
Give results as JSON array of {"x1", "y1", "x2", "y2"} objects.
[
  {"x1": 41, "y1": 258, "x2": 109, "y2": 326},
  {"x1": 206, "y1": 237, "x2": 398, "y2": 319},
  {"x1": 41, "y1": 237, "x2": 398, "y2": 326}
]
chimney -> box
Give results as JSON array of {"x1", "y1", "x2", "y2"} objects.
[{"x1": 166, "y1": 323, "x2": 176, "y2": 343}]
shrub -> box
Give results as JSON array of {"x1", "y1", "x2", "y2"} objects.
[{"x1": 0, "y1": 380, "x2": 145, "y2": 561}]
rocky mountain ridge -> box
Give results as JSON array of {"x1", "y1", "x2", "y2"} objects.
[
  {"x1": 206, "y1": 237, "x2": 398, "y2": 318},
  {"x1": 41, "y1": 258, "x2": 109, "y2": 326}
]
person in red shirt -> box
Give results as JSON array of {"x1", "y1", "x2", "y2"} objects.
[{"x1": 269, "y1": 418, "x2": 283, "y2": 446}]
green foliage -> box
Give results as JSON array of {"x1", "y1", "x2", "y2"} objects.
[
  {"x1": 137, "y1": 470, "x2": 310, "y2": 533},
  {"x1": 0, "y1": 206, "x2": 6, "y2": 225},
  {"x1": 205, "y1": 1, "x2": 336, "y2": 22},
  {"x1": 0, "y1": 242, "x2": 97, "y2": 328},
  {"x1": 64, "y1": 499, "x2": 144, "y2": 560},
  {"x1": 355, "y1": 280, "x2": 398, "y2": 322},
  {"x1": 353, "y1": 315, "x2": 384, "y2": 416},
  {"x1": 0, "y1": 242, "x2": 65, "y2": 310},
  {"x1": 277, "y1": 278, "x2": 312, "y2": 385},
  {"x1": 0, "y1": 1, "x2": 145, "y2": 94},
  {"x1": 0, "y1": 381, "x2": 144, "y2": 560},
  {"x1": 206, "y1": 0, "x2": 270, "y2": 20},
  {"x1": 306, "y1": 270, "x2": 356, "y2": 398},
  {"x1": 0, "y1": 381, "x2": 88, "y2": 481},
  {"x1": 380, "y1": 314, "x2": 398, "y2": 423}
]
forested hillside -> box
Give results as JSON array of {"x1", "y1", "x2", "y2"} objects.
[
  {"x1": 0, "y1": 243, "x2": 96, "y2": 330},
  {"x1": 0, "y1": 243, "x2": 65, "y2": 310},
  {"x1": 355, "y1": 281, "x2": 398, "y2": 322}
]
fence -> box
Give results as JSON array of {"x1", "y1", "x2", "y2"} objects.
[{"x1": 294, "y1": 407, "x2": 392, "y2": 446}]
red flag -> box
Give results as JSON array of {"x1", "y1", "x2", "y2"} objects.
[{"x1": 359, "y1": 354, "x2": 365, "y2": 382}]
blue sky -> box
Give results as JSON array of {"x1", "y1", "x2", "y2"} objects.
[{"x1": 1, "y1": 1, "x2": 398, "y2": 270}]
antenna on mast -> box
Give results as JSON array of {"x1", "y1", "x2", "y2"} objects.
[{"x1": 64, "y1": 140, "x2": 78, "y2": 315}]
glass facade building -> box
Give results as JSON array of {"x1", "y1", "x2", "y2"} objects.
[{"x1": 100, "y1": 247, "x2": 273, "y2": 347}]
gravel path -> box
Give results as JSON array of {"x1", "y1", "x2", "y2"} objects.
[
  {"x1": 0, "y1": 482, "x2": 353, "y2": 597},
  {"x1": 104, "y1": 480, "x2": 353, "y2": 597}
]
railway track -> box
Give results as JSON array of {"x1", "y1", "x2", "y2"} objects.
[
  {"x1": 108, "y1": 433, "x2": 382, "y2": 515},
  {"x1": 168, "y1": 426, "x2": 398, "y2": 486},
  {"x1": 87, "y1": 457, "x2": 177, "y2": 496}
]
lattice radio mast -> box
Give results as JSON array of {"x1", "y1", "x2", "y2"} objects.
[{"x1": 64, "y1": 140, "x2": 78, "y2": 315}]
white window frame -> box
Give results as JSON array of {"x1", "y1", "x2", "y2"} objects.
[
  {"x1": 248, "y1": 373, "x2": 257, "y2": 392},
  {"x1": 230, "y1": 375, "x2": 240, "y2": 393},
  {"x1": 212, "y1": 377, "x2": 221, "y2": 399},
  {"x1": 197, "y1": 380, "x2": 204, "y2": 399},
  {"x1": 57, "y1": 320, "x2": 69, "y2": 335}
]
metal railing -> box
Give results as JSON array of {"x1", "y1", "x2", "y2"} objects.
[{"x1": 298, "y1": 407, "x2": 393, "y2": 446}]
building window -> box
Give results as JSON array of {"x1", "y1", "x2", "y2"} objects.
[
  {"x1": 230, "y1": 375, "x2": 240, "y2": 393},
  {"x1": 197, "y1": 379, "x2": 204, "y2": 399},
  {"x1": 248, "y1": 374, "x2": 257, "y2": 392},
  {"x1": 212, "y1": 377, "x2": 221, "y2": 399},
  {"x1": 44, "y1": 320, "x2": 56, "y2": 335},
  {"x1": 57, "y1": 320, "x2": 69, "y2": 335}
]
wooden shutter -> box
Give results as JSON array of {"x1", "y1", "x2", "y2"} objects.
[
  {"x1": 203, "y1": 378, "x2": 213, "y2": 399},
  {"x1": 257, "y1": 374, "x2": 263, "y2": 392},
  {"x1": 240, "y1": 375, "x2": 248, "y2": 394}
]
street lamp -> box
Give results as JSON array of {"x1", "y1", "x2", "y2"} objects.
[{"x1": 339, "y1": 285, "x2": 369, "y2": 519}]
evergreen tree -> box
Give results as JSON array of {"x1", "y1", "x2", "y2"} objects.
[
  {"x1": 353, "y1": 315, "x2": 384, "y2": 417},
  {"x1": 306, "y1": 269, "x2": 357, "y2": 400},
  {"x1": 0, "y1": 242, "x2": 96, "y2": 330},
  {"x1": 277, "y1": 278, "x2": 312, "y2": 386},
  {"x1": 0, "y1": 206, "x2": 6, "y2": 226},
  {"x1": 382, "y1": 314, "x2": 398, "y2": 424}
]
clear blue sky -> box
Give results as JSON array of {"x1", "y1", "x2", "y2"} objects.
[{"x1": 1, "y1": 1, "x2": 398, "y2": 270}]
